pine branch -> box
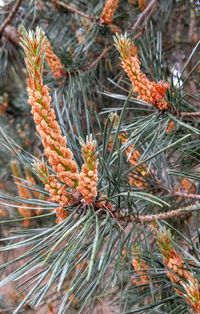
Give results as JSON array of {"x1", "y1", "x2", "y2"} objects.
[
  {"x1": 132, "y1": 203, "x2": 200, "y2": 223},
  {"x1": 180, "y1": 112, "x2": 200, "y2": 118},
  {"x1": 108, "y1": 202, "x2": 199, "y2": 224},
  {"x1": 171, "y1": 191, "x2": 200, "y2": 200},
  {"x1": 169, "y1": 110, "x2": 200, "y2": 119},
  {"x1": 0, "y1": 5, "x2": 200, "y2": 313}
]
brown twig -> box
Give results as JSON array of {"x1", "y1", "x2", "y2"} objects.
[
  {"x1": 53, "y1": 0, "x2": 95, "y2": 23},
  {"x1": 134, "y1": 203, "x2": 200, "y2": 222},
  {"x1": 135, "y1": 208, "x2": 189, "y2": 222},
  {"x1": 132, "y1": 30, "x2": 144, "y2": 40},
  {"x1": 132, "y1": 0, "x2": 157, "y2": 31},
  {"x1": 170, "y1": 110, "x2": 200, "y2": 118},
  {"x1": 172, "y1": 191, "x2": 200, "y2": 200},
  {"x1": 180, "y1": 112, "x2": 200, "y2": 118},
  {"x1": 112, "y1": 203, "x2": 200, "y2": 223},
  {"x1": 0, "y1": 0, "x2": 23, "y2": 35},
  {"x1": 86, "y1": 45, "x2": 112, "y2": 71}
]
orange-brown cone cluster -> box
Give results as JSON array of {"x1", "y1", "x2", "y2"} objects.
[
  {"x1": 0, "y1": 94, "x2": 9, "y2": 116},
  {"x1": 128, "y1": 0, "x2": 147, "y2": 11},
  {"x1": 108, "y1": 113, "x2": 147, "y2": 188},
  {"x1": 35, "y1": 162, "x2": 70, "y2": 223},
  {"x1": 36, "y1": 162, "x2": 72, "y2": 206},
  {"x1": 138, "y1": 0, "x2": 147, "y2": 11},
  {"x1": 10, "y1": 160, "x2": 43, "y2": 227},
  {"x1": 20, "y1": 27, "x2": 100, "y2": 223},
  {"x1": 157, "y1": 229, "x2": 200, "y2": 313},
  {"x1": 179, "y1": 177, "x2": 196, "y2": 194},
  {"x1": 118, "y1": 132, "x2": 148, "y2": 188},
  {"x1": 19, "y1": 27, "x2": 80, "y2": 222},
  {"x1": 114, "y1": 34, "x2": 170, "y2": 111},
  {"x1": 45, "y1": 39, "x2": 65, "y2": 79},
  {"x1": 28, "y1": 85, "x2": 79, "y2": 188},
  {"x1": 77, "y1": 136, "x2": 98, "y2": 204},
  {"x1": 24, "y1": 168, "x2": 43, "y2": 202},
  {"x1": 100, "y1": 0, "x2": 119, "y2": 24},
  {"x1": 20, "y1": 27, "x2": 79, "y2": 191},
  {"x1": 182, "y1": 281, "x2": 200, "y2": 313},
  {"x1": 132, "y1": 257, "x2": 150, "y2": 285},
  {"x1": 164, "y1": 250, "x2": 200, "y2": 313},
  {"x1": 166, "y1": 120, "x2": 175, "y2": 134}
]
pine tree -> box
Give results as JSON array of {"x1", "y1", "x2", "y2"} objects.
[{"x1": 0, "y1": 0, "x2": 200, "y2": 313}]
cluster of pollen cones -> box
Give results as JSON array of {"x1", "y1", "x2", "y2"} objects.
[
  {"x1": 114, "y1": 33, "x2": 170, "y2": 111},
  {"x1": 19, "y1": 27, "x2": 99, "y2": 223},
  {"x1": 157, "y1": 229, "x2": 200, "y2": 313}
]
